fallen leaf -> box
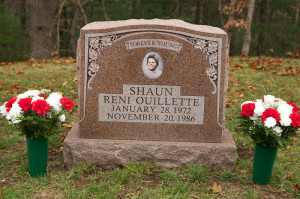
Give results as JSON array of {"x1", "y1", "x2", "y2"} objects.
[
  {"x1": 292, "y1": 184, "x2": 300, "y2": 191},
  {"x1": 60, "y1": 147, "x2": 64, "y2": 151},
  {"x1": 210, "y1": 182, "x2": 223, "y2": 195},
  {"x1": 291, "y1": 137, "x2": 298, "y2": 142},
  {"x1": 285, "y1": 172, "x2": 292, "y2": 179},
  {"x1": 17, "y1": 71, "x2": 24, "y2": 75},
  {"x1": 62, "y1": 81, "x2": 68, "y2": 86},
  {"x1": 0, "y1": 83, "x2": 6, "y2": 89},
  {"x1": 60, "y1": 134, "x2": 66, "y2": 141},
  {"x1": 72, "y1": 76, "x2": 78, "y2": 82},
  {"x1": 0, "y1": 187, "x2": 3, "y2": 199},
  {"x1": 63, "y1": 123, "x2": 73, "y2": 128},
  {"x1": 286, "y1": 145, "x2": 292, "y2": 150},
  {"x1": 240, "y1": 169, "x2": 248, "y2": 173}
]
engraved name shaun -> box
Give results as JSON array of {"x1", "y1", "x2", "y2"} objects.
[{"x1": 99, "y1": 85, "x2": 204, "y2": 124}]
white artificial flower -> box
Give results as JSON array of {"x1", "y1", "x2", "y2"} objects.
[
  {"x1": 5, "y1": 103, "x2": 22, "y2": 124},
  {"x1": 59, "y1": 114, "x2": 66, "y2": 122},
  {"x1": 264, "y1": 117, "x2": 277, "y2": 128},
  {"x1": 278, "y1": 103, "x2": 293, "y2": 117},
  {"x1": 254, "y1": 100, "x2": 265, "y2": 116},
  {"x1": 264, "y1": 95, "x2": 275, "y2": 104},
  {"x1": 0, "y1": 104, "x2": 7, "y2": 116},
  {"x1": 272, "y1": 126, "x2": 282, "y2": 137},
  {"x1": 250, "y1": 115, "x2": 258, "y2": 121},
  {"x1": 23, "y1": 90, "x2": 40, "y2": 98},
  {"x1": 280, "y1": 117, "x2": 292, "y2": 126},
  {"x1": 46, "y1": 92, "x2": 63, "y2": 113},
  {"x1": 31, "y1": 96, "x2": 44, "y2": 102}
]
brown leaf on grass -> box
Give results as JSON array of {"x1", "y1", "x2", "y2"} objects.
[
  {"x1": 291, "y1": 137, "x2": 298, "y2": 142},
  {"x1": 210, "y1": 183, "x2": 223, "y2": 195},
  {"x1": 292, "y1": 184, "x2": 300, "y2": 191},
  {"x1": 17, "y1": 71, "x2": 24, "y2": 75},
  {"x1": 0, "y1": 83, "x2": 6, "y2": 89},
  {"x1": 234, "y1": 64, "x2": 243, "y2": 69},
  {"x1": 285, "y1": 172, "x2": 292, "y2": 179},
  {"x1": 46, "y1": 83, "x2": 52, "y2": 89},
  {"x1": 62, "y1": 81, "x2": 68, "y2": 86},
  {"x1": 286, "y1": 145, "x2": 292, "y2": 150},
  {"x1": 10, "y1": 83, "x2": 22, "y2": 91},
  {"x1": 63, "y1": 123, "x2": 73, "y2": 128},
  {"x1": 60, "y1": 134, "x2": 66, "y2": 141},
  {"x1": 60, "y1": 147, "x2": 64, "y2": 151},
  {"x1": 0, "y1": 187, "x2": 3, "y2": 199},
  {"x1": 72, "y1": 76, "x2": 78, "y2": 83}
]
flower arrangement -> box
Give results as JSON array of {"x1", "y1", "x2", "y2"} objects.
[
  {"x1": 0, "y1": 89, "x2": 74, "y2": 139},
  {"x1": 239, "y1": 95, "x2": 299, "y2": 148}
]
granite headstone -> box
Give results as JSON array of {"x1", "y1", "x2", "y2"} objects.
[{"x1": 64, "y1": 19, "x2": 236, "y2": 169}]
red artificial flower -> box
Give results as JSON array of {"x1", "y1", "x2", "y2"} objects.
[
  {"x1": 60, "y1": 97, "x2": 74, "y2": 111},
  {"x1": 241, "y1": 103, "x2": 255, "y2": 117},
  {"x1": 5, "y1": 97, "x2": 17, "y2": 112},
  {"x1": 290, "y1": 112, "x2": 300, "y2": 128},
  {"x1": 40, "y1": 93, "x2": 47, "y2": 100},
  {"x1": 261, "y1": 108, "x2": 280, "y2": 122},
  {"x1": 32, "y1": 99, "x2": 50, "y2": 115},
  {"x1": 18, "y1": 97, "x2": 33, "y2": 111},
  {"x1": 287, "y1": 101, "x2": 299, "y2": 113}
]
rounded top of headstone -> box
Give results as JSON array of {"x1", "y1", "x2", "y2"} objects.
[{"x1": 82, "y1": 19, "x2": 227, "y2": 35}]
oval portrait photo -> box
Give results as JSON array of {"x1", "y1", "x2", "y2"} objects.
[{"x1": 142, "y1": 52, "x2": 163, "y2": 80}]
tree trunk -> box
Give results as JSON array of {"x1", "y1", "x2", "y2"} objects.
[
  {"x1": 226, "y1": 0, "x2": 236, "y2": 47},
  {"x1": 241, "y1": 0, "x2": 255, "y2": 56},
  {"x1": 68, "y1": 0, "x2": 92, "y2": 56},
  {"x1": 194, "y1": 0, "x2": 201, "y2": 24},
  {"x1": 257, "y1": 0, "x2": 267, "y2": 56},
  {"x1": 27, "y1": 0, "x2": 56, "y2": 59}
]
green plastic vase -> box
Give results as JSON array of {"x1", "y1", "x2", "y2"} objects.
[
  {"x1": 26, "y1": 137, "x2": 49, "y2": 177},
  {"x1": 252, "y1": 144, "x2": 277, "y2": 185}
]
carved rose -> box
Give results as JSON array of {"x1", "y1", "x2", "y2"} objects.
[
  {"x1": 101, "y1": 36, "x2": 113, "y2": 46},
  {"x1": 209, "y1": 52, "x2": 218, "y2": 64},
  {"x1": 89, "y1": 37, "x2": 99, "y2": 50},
  {"x1": 89, "y1": 62, "x2": 100, "y2": 73},
  {"x1": 206, "y1": 66, "x2": 217, "y2": 77},
  {"x1": 208, "y1": 41, "x2": 218, "y2": 53},
  {"x1": 194, "y1": 39, "x2": 206, "y2": 50},
  {"x1": 89, "y1": 48, "x2": 98, "y2": 61}
]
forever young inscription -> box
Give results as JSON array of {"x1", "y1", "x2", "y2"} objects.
[{"x1": 99, "y1": 85, "x2": 205, "y2": 124}]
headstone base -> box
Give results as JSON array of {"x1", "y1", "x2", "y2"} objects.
[{"x1": 64, "y1": 123, "x2": 237, "y2": 169}]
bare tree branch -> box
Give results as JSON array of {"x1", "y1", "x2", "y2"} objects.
[{"x1": 102, "y1": 0, "x2": 110, "y2": 21}]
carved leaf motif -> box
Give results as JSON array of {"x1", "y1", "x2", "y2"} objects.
[
  {"x1": 206, "y1": 66, "x2": 217, "y2": 77},
  {"x1": 208, "y1": 41, "x2": 218, "y2": 53},
  {"x1": 89, "y1": 48, "x2": 98, "y2": 61},
  {"x1": 194, "y1": 39, "x2": 207, "y2": 50},
  {"x1": 209, "y1": 52, "x2": 218, "y2": 65},
  {"x1": 101, "y1": 36, "x2": 113, "y2": 46},
  {"x1": 89, "y1": 37, "x2": 100, "y2": 50},
  {"x1": 89, "y1": 62, "x2": 100, "y2": 73}
]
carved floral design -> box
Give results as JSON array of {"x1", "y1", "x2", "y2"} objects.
[
  {"x1": 189, "y1": 37, "x2": 219, "y2": 94},
  {"x1": 87, "y1": 35, "x2": 120, "y2": 89}
]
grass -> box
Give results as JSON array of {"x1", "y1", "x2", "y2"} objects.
[{"x1": 0, "y1": 56, "x2": 299, "y2": 198}]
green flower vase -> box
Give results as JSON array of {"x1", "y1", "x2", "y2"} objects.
[
  {"x1": 252, "y1": 144, "x2": 277, "y2": 185},
  {"x1": 26, "y1": 137, "x2": 49, "y2": 177}
]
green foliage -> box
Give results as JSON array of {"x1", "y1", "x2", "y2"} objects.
[
  {"x1": 186, "y1": 164, "x2": 211, "y2": 183},
  {"x1": 216, "y1": 169, "x2": 239, "y2": 181},
  {"x1": 16, "y1": 110, "x2": 64, "y2": 139},
  {"x1": 239, "y1": 115, "x2": 298, "y2": 148},
  {"x1": 0, "y1": 5, "x2": 29, "y2": 62}
]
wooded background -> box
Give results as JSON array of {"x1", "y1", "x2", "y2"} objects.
[{"x1": 0, "y1": 0, "x2": 299, "y2": 61}]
